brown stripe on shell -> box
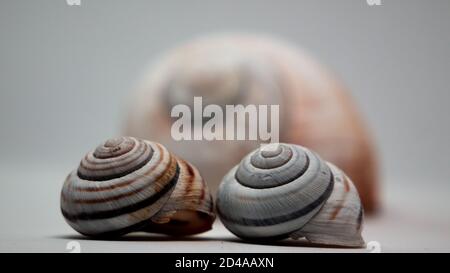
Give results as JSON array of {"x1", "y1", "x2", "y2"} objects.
[
  {"x1": 150, "y1": 157, "x2": 215, "y2": 224},
  {"x1": 62, "y1": 155, "x2": 178, "y2": 204},
  {"x1": 77, "y1": 139, "x2": 153, "y2": 181},
  {"x1": 71, "y1": 143, "x2": 166, "y2": 192},
  {"x1": 61, "y1": 163, "x2": 180, "y2": 221},
  {"x1": 81, "y1": 139, "x2": 142, "y2": 167},
  {"x1": 179, "y1": 159, "x2": 195, "y2": 196},
  {"x1": 79, "y1": 140, "x2": 146, "y2": 169},
  {"x1": 329, "y1": 204, "x2": 343, "y2": 221},
  {"x1": 328, "y1": 177, "x2": 351, "y2": 221}
]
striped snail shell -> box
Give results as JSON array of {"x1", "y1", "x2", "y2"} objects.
[
  {"x1": 216, "y1": 143, "x2": 364, "y2": 247},
  {"x1": 60, "y1": 137, "x2": 215, "y2": 237}
]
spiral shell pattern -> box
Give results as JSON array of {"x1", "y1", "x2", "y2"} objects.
[
  {"x1": 216, "y1": 143, "x2": 364, "y2": 247},
  {"x1": 60, "y1": 137, "x2": 215, "y2": 237}
]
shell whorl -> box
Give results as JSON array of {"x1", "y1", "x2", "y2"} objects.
[
  {"x1": 216, "y1": 143, "x2": 365, "y2": 247},
  {"x1": 60, "y1": 137, "x2": 214, "y2": 237},
  {"x1": 236, "y1": 143, "x2": 310, "y2": 188},
  {"x1": 217, "y1": 143, "x2": 334, "y2": 239},
  {"x1": 77, "y1": 137, "x2": 155, "y2": 181}
]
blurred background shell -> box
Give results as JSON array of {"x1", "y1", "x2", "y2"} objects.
[{"x1": 124, "y1": 34, "x2": 379, "y2": 213}]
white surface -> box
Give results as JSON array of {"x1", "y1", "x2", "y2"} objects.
[{"x1": 1, "y1": 164, "x2": 449, "y2": 253}]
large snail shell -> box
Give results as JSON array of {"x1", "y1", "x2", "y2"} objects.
[
  {"x1": 124, "y1": 34, "x2": 378, "y2": 213},
  {"x1": 216, "y1": 143, "x2": 364, "y2": 247},
  {"x1": 60, "y1": 137, "x2": 215, "y2": 237}
]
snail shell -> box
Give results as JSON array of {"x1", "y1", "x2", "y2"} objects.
[
  {"x1": 216, "y1": 143, "x2": 365, "y2": 247},
  {"x1": 60, "y1": 137, "x2": 215, "y2": 237},
  {"x1": 124, "y1": 34, "x2": 378, "y2": 213}
]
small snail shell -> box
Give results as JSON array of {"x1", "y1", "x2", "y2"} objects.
[
  {"x1": 216, "y1": 143, "x2": 365, "y2": 247},
  {"x1": 60, "y1": 137, "x2": 215, "y2": 237}
]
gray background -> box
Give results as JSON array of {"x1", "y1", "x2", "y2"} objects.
[{"x1": 1, "y1": 0, "x2": 449, "y2": 252}]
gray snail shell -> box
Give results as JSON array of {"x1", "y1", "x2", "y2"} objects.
[
  {"x1": 60, "y1": 137, "x2": 215, "y2": 237},
  {"x1": 216, "y1": 143, "x2": 364, "y2": 247}
]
